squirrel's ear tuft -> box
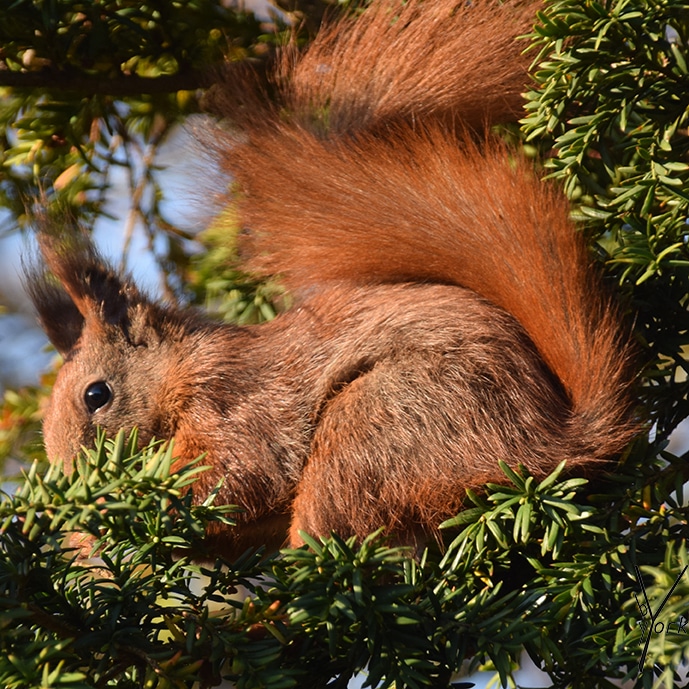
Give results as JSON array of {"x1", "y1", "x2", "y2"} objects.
[
  {"x1": 24, "y1": 211, "x2": 152, "y2": 355},
  {"x1": 24, "y1": 262, "x2": 86, "y2": 357}
]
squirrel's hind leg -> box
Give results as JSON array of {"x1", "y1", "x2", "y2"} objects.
[
  {"x1": 288, "y1": 355, "x2": 494, "y2": 548},
  {"x1": 288, "y1": 320, "x2": 571, "y2": 549}
]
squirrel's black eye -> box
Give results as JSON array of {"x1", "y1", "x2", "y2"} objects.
[{"x1": 84, "y1": 381, "x2": 112, "y2": 413}]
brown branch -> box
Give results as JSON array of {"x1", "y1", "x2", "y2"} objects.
[
  {"x1": 26, "y1": 602, "x2": 83, "y2": 639},
  {"x1": 0, "y1": 68, "x2": 216, "y2": 95}
]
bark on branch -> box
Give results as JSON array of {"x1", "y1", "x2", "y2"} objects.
[{"x1": 0, "y1": 68, "x2": 216, "y2": 95}]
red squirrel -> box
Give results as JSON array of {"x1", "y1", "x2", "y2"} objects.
[{"x1": 28, "y1": 0, "x2": 639, "y2": 557}]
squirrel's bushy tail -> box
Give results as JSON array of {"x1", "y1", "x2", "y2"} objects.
[
  {"x1": 210, "y1": 0, "x2": 639, "y2": 464},
  {"x1": 215, "y1": 0, "x2": 535, "y2": 136},
  {"x1": 279, "y1": 0, "x2": 537, "y2": 135}
]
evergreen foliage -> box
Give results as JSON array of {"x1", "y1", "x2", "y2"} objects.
[
  {"x1": 1, "y1": 0, "x2": 689, "y2": 687},
  {"x1": 523, "y1": 0, "x2": 689, "y2": 438},
  {"x1": 1, "y1": 431, "x2": 672, "y2": 689}
]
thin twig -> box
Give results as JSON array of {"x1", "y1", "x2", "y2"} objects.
[{"x1": 0, "y1": 68, "x2": 214, "y2": 94}]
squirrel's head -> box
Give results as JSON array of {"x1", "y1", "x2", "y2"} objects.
[{"x1": 26, "y1": 230, "x2": 191, "y2": 465}]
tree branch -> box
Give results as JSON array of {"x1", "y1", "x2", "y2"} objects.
[{"x1": 0, "y1": 68, "x2": 216, "y2": 95}]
